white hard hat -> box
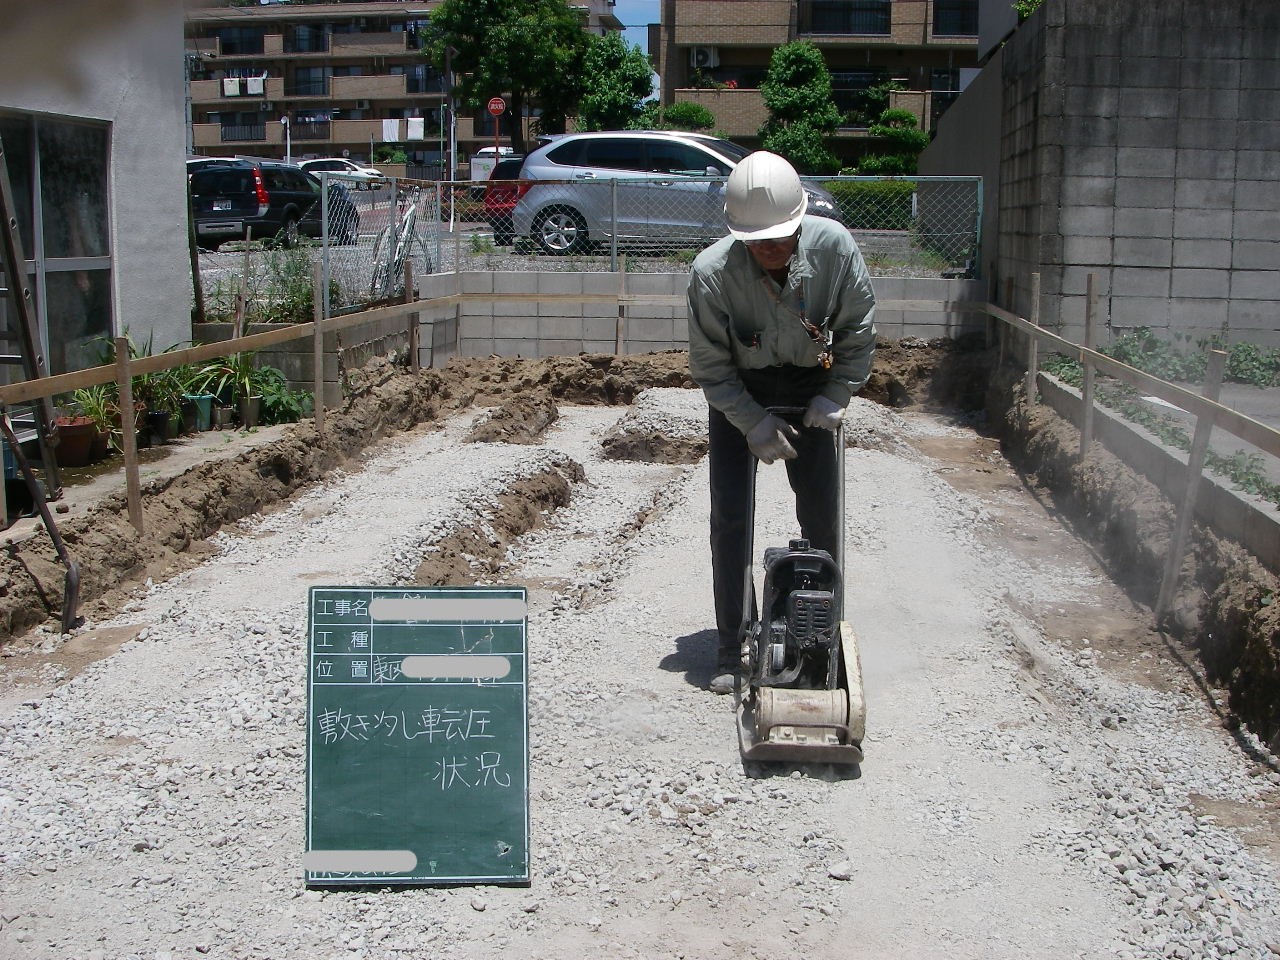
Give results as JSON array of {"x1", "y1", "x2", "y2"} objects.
[{"x1": 724, "y1": 151, "x2": 808, "y2": 241}]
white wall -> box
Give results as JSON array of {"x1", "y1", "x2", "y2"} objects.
[{"x1": 0, "y1": 0, "x2": 192, "y2": 354}]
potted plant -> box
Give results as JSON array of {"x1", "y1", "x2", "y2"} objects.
[
  {"x1": 71, "y1": 385, "x2": 115, "y2": 462},
  {"x1": 53, "y1": 386, "x2": 111, "y2": 471},
  {"x1": 195, "y1": 351, "x2": 269, "y2": 429}
]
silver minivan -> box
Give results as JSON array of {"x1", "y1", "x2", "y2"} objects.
[{"x1": 510, "y1": 131, "x2": 842, "y2": 255}]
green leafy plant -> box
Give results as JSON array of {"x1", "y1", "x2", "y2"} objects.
[
  {"x1": 823, "y1": 179, "x2": 915, "y2": 230},
  {"x1": 758, "y1": 41, "x2": 842, "y2": 174},
  {"x1": 256, "y1": 367, "x2": 312, "y2": 426},
  {"x1": 469, "y1": 233, "x2": 496, "y2": 254}
]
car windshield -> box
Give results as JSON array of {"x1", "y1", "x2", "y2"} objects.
[{"x1": 698, "y1": 138, "x2": 752, "y2": 164}]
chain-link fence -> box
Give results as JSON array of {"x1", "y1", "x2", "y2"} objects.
[{"x1": 193, "y1": 174, "x2": 981, "y2": 322}]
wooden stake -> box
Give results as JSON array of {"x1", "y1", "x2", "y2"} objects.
[
  {"x1": 1080, "y1": 272, "x2": 1097, "y2": 459},
  {"x1": 1155, "y1": 349, "x2": 1228, "y2": 621},
  {"x1": 405, "y1": 259, "x2": 419, "y2": 374},
  {"x1": 1024, "y1": 272, "x2": 1040, "y2": 405},
  {"x1": 312, "y1": 263, "x2": 325, "y2": 432},
  {"x1": 114, "y1": 337, "x2": 143, "y2": 532}
]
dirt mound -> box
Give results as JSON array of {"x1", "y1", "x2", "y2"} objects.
[
  {"x1": 466, "y1": 394, "x2": 560, "y2": 444},
  {"x1": 600, "y1": 387, "x2": 708, "y2": 464},
  {"x1": 866, "y1": 334, "x2": 993, "y2": 409},
  {"x1": 0, "y1": 353, "x2": 690, "y2": 645},
  {"x1": 988, "y1": 364, "x2": 1280, "y2": 752},
  {"x1": 413, "y1": 453, "x2": 584, "y2": 585}
]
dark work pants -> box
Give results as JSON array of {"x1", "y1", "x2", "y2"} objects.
[{"x1": 708, "y1": 366, "x2": 839, "y2": 654}]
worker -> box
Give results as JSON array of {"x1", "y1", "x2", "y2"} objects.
[{"x1": 686, "y1": 151, "x2": 877, "y2": 694}]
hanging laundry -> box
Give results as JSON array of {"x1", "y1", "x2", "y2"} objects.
[
  {"x1": 381, "y1": 118, "x2": 401, "y2": 142},
  {"x1": 406, "y1": 117, "x2": 424, "y2": 141},
  {"x1": 245, "y1": 75, "x2": 265, "y2": 96},
  {"x1": 222, "y1": 76, "x2": 240, "y2": 97}
]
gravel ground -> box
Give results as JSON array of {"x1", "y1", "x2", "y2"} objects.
[{"x1": 1, "y1": 391, "x2": 1278, "y2": 959}]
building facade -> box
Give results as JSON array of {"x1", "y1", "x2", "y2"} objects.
[
  {"x1": 185, "y1": 0, "x2": 623, "y2": 176},
  {"x1": 650, "y1": 0, "x2": 980, "y2": 167},
  {"x1": 0, "y1": 0, "x2": 191, "y2": 375}
]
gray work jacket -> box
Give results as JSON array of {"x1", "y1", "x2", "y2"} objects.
[{"x1": 686, "y1": 215, "x2": 877, "y2": 435}]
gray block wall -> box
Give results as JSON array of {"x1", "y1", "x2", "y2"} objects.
[
  {"x1": 989, "y1": 0, "x2": 1280, "y2": 348},
  {"x1": 444, "y1": 272, "x2": 986, "y2": 358}
]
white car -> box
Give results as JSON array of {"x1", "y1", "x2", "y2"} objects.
[{"x1": 299, "y1": 157, "x2": 384, "y2": 187}]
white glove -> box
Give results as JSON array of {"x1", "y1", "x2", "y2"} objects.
[
  {"x1": 745, "y1": 414, "x2": 799, "y2": 464},
  {"x1": 803, "y1": 395, "x2": 844, "y2": 431}
]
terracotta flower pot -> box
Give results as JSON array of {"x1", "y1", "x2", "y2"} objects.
[{"x1": 54, "y1": 416, "x2": 98, "y2": 468}]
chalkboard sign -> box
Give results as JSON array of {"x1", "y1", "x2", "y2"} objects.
[{"x1": 305, "y1": 586, "x2": 529, "y2": 886}]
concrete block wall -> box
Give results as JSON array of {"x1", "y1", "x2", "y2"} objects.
[
  {"x1": 448, "y1": 272, "x2": 986, "y2": 358},
  {"x1": 997, "y1": 0, "x2": 1280, "y2": 349}
]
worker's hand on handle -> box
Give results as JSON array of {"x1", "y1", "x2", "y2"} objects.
[
  {"x1": 803, "y1": 395, "x2": 844, "y2": 431},
  {"x1": 746, "y1": 414, "x2": 800, "y2": 464}
]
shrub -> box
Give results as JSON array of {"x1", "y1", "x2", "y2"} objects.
[{"x1": 823, "y1": 179, "x2": 915, "y2": 230}]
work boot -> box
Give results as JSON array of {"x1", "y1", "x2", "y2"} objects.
[{"x1": 709, "y1": 644, "x2": 740, "y2": 695}]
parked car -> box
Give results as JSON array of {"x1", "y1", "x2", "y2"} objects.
[
  {"x1": 483, "y1": 156, "x2": 527, "y2": 246},
  {"x1": 509, "y1": 130, "x2": 843, "y2": 255},
  {"x1": 189, "y1": 159, "x2": 358, "y2": 249},
  {"x1": 299, "y1": 157, "x2": 384, "y2": 188}
]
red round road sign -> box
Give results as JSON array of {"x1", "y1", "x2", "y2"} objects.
[{"x1": 487, "y1": 97, "x2": 506, "y2": 116}]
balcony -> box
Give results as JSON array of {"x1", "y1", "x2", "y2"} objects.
[
  {"x1": 331, "y1": 32, "x2": 412, "y2": 57},
  {"x1": 292, "y1": 120, "x2": 332, "y2": 141},
  {"x1": 190, "y1": 77, "x2": 285, "y2": 104},
  {"x1": 673, "y1": 89, "x2": 769, "y2": 139},
  {"x1": 192, "y1": 122, "x2": 283, "y2": 149},
  {"x1": 797, "y1": 0, "x2": 892, "y2": 37},
  {"x1": 332, "y1": 74, "x2": 408, "y2": 102}
]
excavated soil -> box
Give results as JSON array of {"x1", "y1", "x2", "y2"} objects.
[
  {"x1": 1, "y1": 339, "x2": 1276, "y2": 750},
  {"x1": 988, "y1": 366, "x2": 1280, "y2": 752}
]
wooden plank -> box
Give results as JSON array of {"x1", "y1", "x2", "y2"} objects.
[
  {"x1": 1080, "y1": 273, "x2": 1097, "y2": 459},
  {"x1": 983, "y1": 302, "x2": 1280, "y2": 458},
  {"x1": 114, "y1": 338, "x2": 143, "y2": 533},
  {"x1": 312, "y1": 264, "x2": 325, "y2": 431},
  {"x1": 1156, "y1": 350, "x2": 1227, "y2": 619}
]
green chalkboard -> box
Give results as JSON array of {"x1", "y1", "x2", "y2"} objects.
[{"x1": 305, "y1": 586, "x2": 529, "y2": 885}]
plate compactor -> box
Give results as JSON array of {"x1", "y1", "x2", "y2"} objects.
[{"x1": 734, "y1": 411, "x2": 866, "y2": 766}]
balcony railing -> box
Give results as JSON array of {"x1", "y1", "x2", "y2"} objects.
[
  {"x1": 221, "y1": 123, "x2": 266, "y2": 142},
  {"x1": 286, "y1": 80, "x2": 331, "y2": 97},
  {"x1": 797, "y1": 0, "x2": 891, "y2": 36},
  {"x1": 293, "y1": 121, "x2": 332, "y2": 141}
]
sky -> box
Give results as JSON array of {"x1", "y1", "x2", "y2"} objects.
[{"x1": 614, "y1": 0, "x2": 660, "y2": 55}]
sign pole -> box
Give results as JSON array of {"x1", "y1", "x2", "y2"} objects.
[{"x1": 487, "y1": 96, "x2": 506, "y2": 167}]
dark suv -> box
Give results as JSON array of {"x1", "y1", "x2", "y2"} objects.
[{"x1": 189, "y1": 159, "x2": 358, "y2": 249}]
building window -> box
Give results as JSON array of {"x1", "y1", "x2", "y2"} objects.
[
  {"x1": 798, "y1": 1, "x2": 891, "y2": 36},
  {"x1": 930, "y1": 68, "x2": 961, "y2": 128},
  {"x1": 290, "y1": 67, "x2": 332, "y2": 97},
  {"x1": 217, "y1": 26, "x2": 265, "y2": 56},
  {"x1": 0, "y1": 112, "x2": 113, "y2": 376},
  {"x1": 286, "y1": 24, "x2": 330, "y2": 54},
  {"x1": 933, "y1": 0, "x2": 978, "y2": 36},
  {"x1": 831, "y1": 69, "x2": 890, "y2": 127},
  {"x1": 390, "y1": 64, "x2": 443, "y2": 94}
]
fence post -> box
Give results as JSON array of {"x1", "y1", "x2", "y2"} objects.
[
  {"x1": 615, "y1": 256, "x2": 626, "y2": 355},
  {"x1": 1155, "y1": 349, "x2": 1228, "y2": 622},
  {"x1": 114, "y1": 337, "x2": 143, "y2": 532},
  {"x1": 320, "y1": 171, "x2": 332, "y2": 321},
  {"x1": 1080, "y1": 272, "x2": 1097, "y2": 459},
  {"x1": 610, "y1": 178, "x2": 619, "y2": 273},
  {"x1": 312, "y1": 263, "x2": 325, "y2": 432},
  {"x1": 405, "y1": 259, "x2": 420, "y2": 374},
  {"x1": 1024, "y1": 271, "x2": 1040, "y2": 404},
  {"x1": 235, "y1": 234, "x2": 250, "y2": 342}
]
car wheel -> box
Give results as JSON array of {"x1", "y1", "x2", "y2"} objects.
[
  {"x1": 533, "y1": 207, "x2": 588, "y2": 255},
  {"x1": 281, "y1": 214, "x2": 300, "y2": 249}
]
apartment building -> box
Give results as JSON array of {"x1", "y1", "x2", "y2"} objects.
[
  {"x1": 185, "y1": 0, "x2": 623, "y2": 175},
  {"x1": 650, "y1": 0, "x2": 980, "y2": 167}
]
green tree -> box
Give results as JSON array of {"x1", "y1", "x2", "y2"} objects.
[
  {"x1": 575, "y1": 32, "x2": 655, "y2": 131},
  {"x1": 857, "y1": 107, "x2": 929, "y2": 175},
  {"x1": 424, "y1": 0, "x2": 589, "y2": 153},
  {"x1": 630, "y1": 101, "x2": 716, "y2": 132},
  {"x1": 758, "y1": 41, "x2": 841, "y2": 174}
]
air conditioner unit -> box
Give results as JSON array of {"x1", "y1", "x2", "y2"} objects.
[
  {"x1": 690, "y1": 46, "x2": 719, "y2": 70},
  {"x1": 356, "y1": 99, "x2": 371, "y2": 110}
]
